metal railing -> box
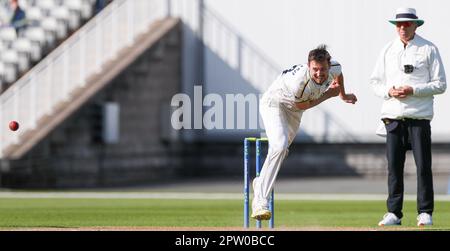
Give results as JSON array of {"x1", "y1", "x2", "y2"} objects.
[
  {"x1": 202, "y1": 7, "x2": 280, "y2": 93},
  {"x1": 0, "y1": 0, "x2": 168, "y2": 158}
]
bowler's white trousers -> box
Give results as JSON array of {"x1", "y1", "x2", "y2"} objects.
[{"x1": 253, "y1": 94, "x2": 302, "y2": 208}]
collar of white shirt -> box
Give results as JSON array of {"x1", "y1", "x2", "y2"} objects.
[{"x1": 395, "y1": 34, "x2": 425, "y2": 49}]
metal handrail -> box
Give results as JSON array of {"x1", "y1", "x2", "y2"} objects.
[{"x1": 0, "y1": 0, "x2": 167, "y2": 158}]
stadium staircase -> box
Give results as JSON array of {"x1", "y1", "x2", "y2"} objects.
[
  {"x1": 0, "y1": 0, "x2": 175, "y2": 159},
  {"x1": 0, "y1": 0, "x2": 98, "y2": 91}
]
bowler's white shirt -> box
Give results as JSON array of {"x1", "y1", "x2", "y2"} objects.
[
  {"x1": 264, "y1": 61, "x2": 342, "y2": 111},
  {"x1": 370, "y1": 34, "x2": 446, "y2": 120}
]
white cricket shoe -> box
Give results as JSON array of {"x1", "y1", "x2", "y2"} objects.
[
  {"x1": 378, "y1": 213, "x2": 401, "y2": 226},
  {"x1": 417, "y1": 213, "x2": 432, "y2": 226},
  {"x1": 251, "y1": 178, "x2": 271, "y2": 221},
  {"x1": 251, "y1": 206, "x2": 271, "y2": 221}
]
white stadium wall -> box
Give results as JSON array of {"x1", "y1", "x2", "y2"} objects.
[{"x1": 170, "y1": 0, "x2": 450, "y2": 143}]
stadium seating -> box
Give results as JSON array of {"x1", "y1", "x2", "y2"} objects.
[{"x1": 0, "y1": 0, "x2": 103, "y2": 92}]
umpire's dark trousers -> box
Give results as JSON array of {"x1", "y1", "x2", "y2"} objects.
[{"x1": 384, "y1": 118, "x2": 434, "y2": 219}]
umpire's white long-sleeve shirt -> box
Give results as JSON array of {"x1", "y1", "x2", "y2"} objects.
[{"x1": 370, "y1": 34, "x2": 446, "y2": 120}]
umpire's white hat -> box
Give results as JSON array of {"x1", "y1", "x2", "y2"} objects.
[{"x1": 389, "y1": 8, "x2": 424, "y2": 27}]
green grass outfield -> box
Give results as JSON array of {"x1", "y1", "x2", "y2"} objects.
[{"x1": 1, "y1": 196, "x2": 450, "y2": 230}]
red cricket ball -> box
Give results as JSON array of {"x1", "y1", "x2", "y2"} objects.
[{"x1": 9, "y1": 121, "x2": 19, "y2": 131}]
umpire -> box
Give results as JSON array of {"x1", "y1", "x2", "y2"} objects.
[{"x1": 370, "y1": 7, "x2": 447, "y2": 226}]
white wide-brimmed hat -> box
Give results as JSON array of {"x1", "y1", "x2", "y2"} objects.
[{"x1": 389, "y1": 8, "x2": 424, "y2": 27}]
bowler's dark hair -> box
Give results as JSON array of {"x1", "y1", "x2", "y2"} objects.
[{"x1": 308, "y1": 44, "x2": 331, "y2": 64}]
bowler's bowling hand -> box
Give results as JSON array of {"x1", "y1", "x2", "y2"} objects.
[{"x1": 340, "y1": 93, "x2": 357, "y2": 104}]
